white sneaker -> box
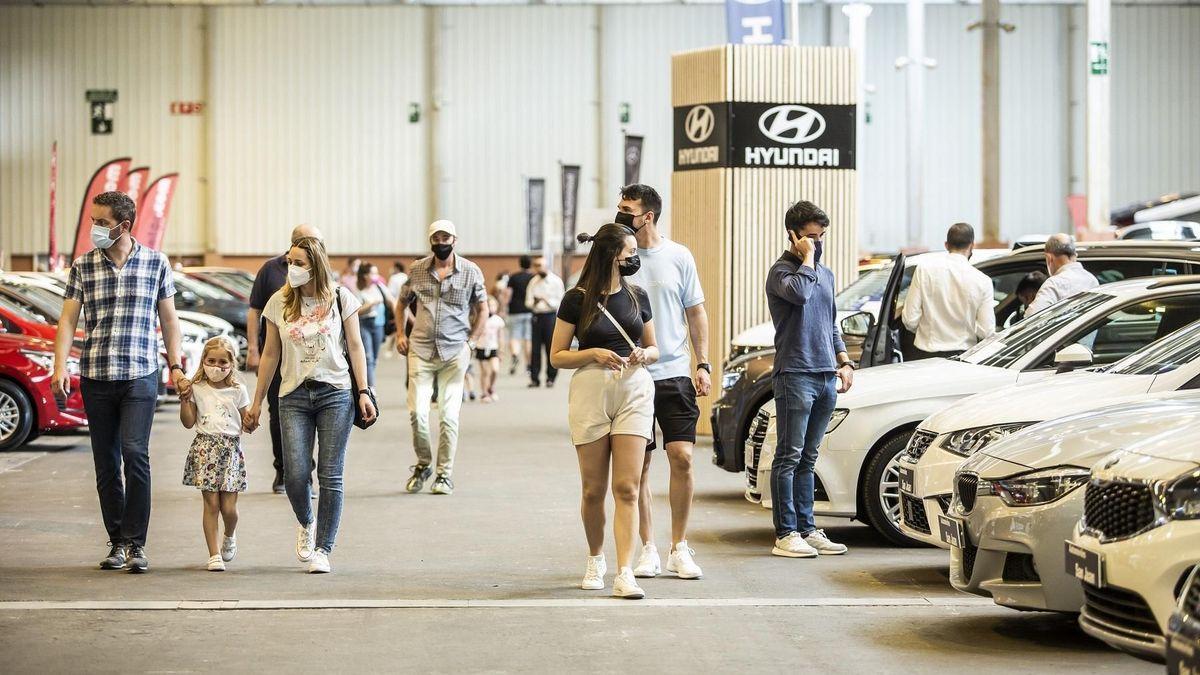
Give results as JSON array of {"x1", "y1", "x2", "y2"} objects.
[
  {"x1": 771, "y1": 532, "x2": 819, "y2": 558},
  {"x1": 666, "y1": 541, "x2": 703, "y2": 579},
  {"x1": 296, "y1": 522, "x2": 315, "y2": 562},
  {"x1": 581, "y1": 554, "x2": 607, "y2": 590},
  {"x1": 308, "y1": 549, "x2": 331, "y2": 574},
  {"x1": 612, "y1": 567, "x2": 645, "y2": 599},
  {"x1": 804, "y1": 529, "x2": 848, "y2": 555},
  {"x1": 206, "y1": 554, "x2": 225, "y2": 572},
  {"x1": 220, "y1": 535, "x2": 237, "y2": 562},
  {"x1": 633, "y1": 544, "x2": 661, "y2": 578}
]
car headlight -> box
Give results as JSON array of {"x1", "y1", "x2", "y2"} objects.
[
  {"x1": 979, "y1": 466, "x2": 1090, "y2": 507},
  {"x1": 1165, "y1": 472, "x2": 1200, "y2": 520},
  {"x1": 827, "y1": 408, "x2": 848, "y2": 434},
  {"x1": 721, "y1": 368, "x2": 744, "y2": 392},
  {"x1": 20, "y1": 349, "x2": 79, "y2": 375},
  {"x1": 944, "y1": 422, "x2": 1036, "y2": 457}
]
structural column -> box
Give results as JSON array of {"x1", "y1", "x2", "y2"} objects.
[{"x1": 1085, "y1": 0, "x2": 1111, "y2": 234}]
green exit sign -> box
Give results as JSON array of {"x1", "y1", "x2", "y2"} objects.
[{"x1": 1089, "y1": 41, "x2": 1109, "y2": 75}]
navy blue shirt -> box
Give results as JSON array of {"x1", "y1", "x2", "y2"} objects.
[
  {"x1": 765, "y1": 251, "x2": 847, "y2": 374},
  {"x1": 249, "y1": 254, "x2": 288, "y2": 350}
]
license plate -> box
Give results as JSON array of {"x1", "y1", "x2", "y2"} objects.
[
  {"x1": 898, "y1": 466, "x2": 916, "y2": 494},
  {"x1": 1168, "y1": 633, "x2": 1198, "y2": 675},
  {"x1": 938, "y1": 514, "x2": 966, "y2": 548},
  {"x1": 1064, "y1": 541, "x2": 1105, "y2": 588}
]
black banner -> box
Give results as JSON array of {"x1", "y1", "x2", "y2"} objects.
[
  {"x1": 526, "y1": 177, "x2": 545, "y2": 252},
  {"x1": 623, "y1": 135, "x2": 644, "y2": 186},
  {"x1": 561, "y1": 165, "x2": 581, "y2": 252},
  {"x1": 674, "y1": 101, "x2": 856, "y2": 171}
]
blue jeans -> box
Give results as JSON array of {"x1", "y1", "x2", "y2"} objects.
[
  {"x1": 771, "y1": 372, "x2": 837, "y2": 539},
  {"x1": 80, "y1": 372, "x2": 159, "y2": 546},
  {"x1": 359, "y1": 318, "x2": 384, "y2": 387},
  {"x1": 280, "y1": 380, "x2": 353, "y2": 553}
]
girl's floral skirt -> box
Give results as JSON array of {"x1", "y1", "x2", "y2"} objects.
[{"x1": 182, "y1": 433, "x2": 247, "y2": 493}]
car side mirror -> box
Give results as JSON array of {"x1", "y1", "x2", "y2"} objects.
[
  {"x1": 180, "y1": 290, "x2": 198, "y2": 307},
  {"x1": 1054, "y1": 343, "x2": 1093, "y2": 373},
  {"x1": 841, "y1": 311, "x2": 873, "y2": 339}
]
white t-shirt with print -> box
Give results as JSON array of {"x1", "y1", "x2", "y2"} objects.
[
  {"x1": 480, "y1": 315, "x2": 505, "y2": 351},
  {"x1": 629, "y1": 238, "x2": 705, "y2": 381},
  {"x1": 263, "y1": 286, "x2": 362, "y2": 398},
  {"x1": 192, "y1": 381, "x2": 251, "y2": 437}
]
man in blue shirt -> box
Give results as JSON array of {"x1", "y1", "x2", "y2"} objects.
[{"x1": 764, "y1": 201, "x2": 855, "y2": 559}]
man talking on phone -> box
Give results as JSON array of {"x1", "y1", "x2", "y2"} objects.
[{"x1": 764, "y1": 201, "x2": 854, "y2": 560}]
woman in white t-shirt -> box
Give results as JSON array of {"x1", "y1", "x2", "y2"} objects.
[{"x1": 244, "y1": 236, "x2": 376, "y2": 574}]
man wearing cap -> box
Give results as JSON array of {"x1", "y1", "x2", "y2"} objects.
[{"x1": 395, "y1": 220, "x2": 488, "y2": 496}]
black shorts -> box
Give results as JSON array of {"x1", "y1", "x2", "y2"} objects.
[
  {"x1": 647, "y1": 376, "x2": 699, "y2": 451},
  {"x1": 475, "y1": 349, "x2": 499, "y2": 361}
]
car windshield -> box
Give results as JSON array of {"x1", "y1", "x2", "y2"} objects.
[
  {"x1": 174, "y1": 273, "x2": 237, "y2": 300},
  {"x1": 1107, "y1": 319, "x2": 1200, "y2": 376},
  {"x1": 211, "y1": 272, "x2": 254, "y2": 295},
  {"x1": 836, "y1": 261, "x2": 918, "y2": 313},
  {"x1": 9, "y1": 284, "x2": 65, "y2": 320},
  {"x1": 0, "y1": 292, "x2": 49, "y2": 324},
  {"x1": 957, "y1": 292, "x2": 1112, "y2": 369}
]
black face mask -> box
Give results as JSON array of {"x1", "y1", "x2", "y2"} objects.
[
  {"x1": 615, "y1": 211, "x2": 640, "y2": 233},
  {"x1": 432, "y1": 243, "x2": 453, "y2": 261},
  {"x1": 812, "y1": 239, "x2": 823, "y2": 265},
  {"x1": 618, "y1": 255, "x2": 641, "y2": 277},
  {"x1": 537, "y1": 271, "x2": 548, "y2": 279}
]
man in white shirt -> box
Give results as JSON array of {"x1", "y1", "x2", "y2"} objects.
[
  {"x1": 525, "y1": 256, "x2": 564, "y2": 388},
  {"x1": 901, "y1": 223, "x2": 996, "y2": 359},
  {"x1": 384, "y1": 261, "x2": 408, "y2": 357},
  {"x1": 1027, "y1": 234, "x2": 1100, "y2": 316}
]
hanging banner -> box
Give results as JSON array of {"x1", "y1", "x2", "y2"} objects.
[
  {"x1": 122, "y1": 166, "x2": 150, "y2": 208},
  {"x1": 72, "y1": 157, "x2": 131, "y2": 261},
  {"x1": 48, "y1": 142, "x2": 60, "y2": 271},
  {"x1": 726, "y1": 0, "x2": 785, "y2": 45},
  {"x1": 623, "y1": 135, "x2": 644, "y2": 186},
  {"x1": 526, "y1": 177, "x2": 546, "y2": 252},
  {"x1": 135, "y1": 173, "x2": 179, "y2": 251},
  {"x1": 674, "y1": 102, "x2": 856, "y2": 171},
  {"x1": 561, "y1": 165, "x2": 581, "y2": 253}
]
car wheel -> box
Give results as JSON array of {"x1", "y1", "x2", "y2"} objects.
[
  {"x1": 0, "y1": 380, "x2": 35, "y2": 451},
  {"x1": 860, "y1": 431, "x2": 924, "y2": 547}
]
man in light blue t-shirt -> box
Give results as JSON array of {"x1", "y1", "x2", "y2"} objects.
[{"x1": 615, "y1": 184, "x2": 711, "y2": 582}]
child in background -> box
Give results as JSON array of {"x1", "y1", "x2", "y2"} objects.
[
  {"x1": 180, "y1": 336, "x2": 251, "y2": 572},
  {"x1": 477, "y1": 297, "x2": 506, "y2": 403}
]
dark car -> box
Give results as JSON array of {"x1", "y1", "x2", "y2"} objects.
[
  {"x1": 173, "y1": 272, "x2": 249, "y2": 366},
  {"x1": 712, "y1": 240, "x2": 1200, "y2": 477}
]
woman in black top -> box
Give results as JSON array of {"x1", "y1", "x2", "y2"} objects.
[{"x1": 551, "y1": 223, "x2": 659, "y2": 599}]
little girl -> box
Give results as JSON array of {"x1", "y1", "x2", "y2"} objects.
[
  {"x1": 180, "y1": 336, "x2": 251, "y2": 572},
  {"x1": 477, "y1": 296, "x2": 506, "y2": 403}
]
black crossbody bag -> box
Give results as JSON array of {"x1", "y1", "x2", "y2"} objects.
[{"x1": 334, "y1": 287, "x2": 379, "y2": 430}]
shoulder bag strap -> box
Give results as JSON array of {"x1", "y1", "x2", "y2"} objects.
[{"x1": 596, "y1": 300, "x2": 639, "y2": 353}]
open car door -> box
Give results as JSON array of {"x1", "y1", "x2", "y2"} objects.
[{"x1": 858, "y1": 253, "x2": 905, "y2": 368}]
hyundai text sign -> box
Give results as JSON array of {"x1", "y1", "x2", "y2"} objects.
[
  {"x1": 726, "y1": 0, "x2": 786, "y2": 45},
  {"x1": 673, "y1": 101, "x2": 855, "y2": 171}
]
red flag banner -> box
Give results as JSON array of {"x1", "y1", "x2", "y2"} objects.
[
  {"x1": 72, "y1": 157, "x2": 131, "y2": 261},
  {"x1": 135, "y1": 173, "x2": 179, "y2": 251},
  {"x1": 122, "y1": 166, "x2": 150, "y2": 209},
  {"x1": 49, "y1": 142, "x2": 59, "y2": 271}
]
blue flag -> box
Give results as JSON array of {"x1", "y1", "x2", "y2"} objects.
[{"x1": 726, "y1": 0, "x2": 786, "y2": 45}]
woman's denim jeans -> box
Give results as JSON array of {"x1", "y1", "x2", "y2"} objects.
[
  {"x1": 359, "y1": 318, "x2": 384, "y2": 387},
  {"x1": 771, "y1": 372, "x2": 838, "y2": 539},
  {"x1": 280, "y1": 380, "x2": 353, "y2": 553}
]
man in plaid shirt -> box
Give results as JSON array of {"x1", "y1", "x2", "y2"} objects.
[{"x1": 52, "y1": 191, "x2": 191, "y2": 573}]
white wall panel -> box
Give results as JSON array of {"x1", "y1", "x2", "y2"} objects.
[
  {"x1": 209, "y1": 6, "x2": 427, "y2": 256},
  {"x1": 0, "y1": 6, "x2": 204, "y2": 258}
]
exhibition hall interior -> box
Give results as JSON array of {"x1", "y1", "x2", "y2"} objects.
[{"x1": 1, "y1": 0, "x2": 1198, "y2": 671}]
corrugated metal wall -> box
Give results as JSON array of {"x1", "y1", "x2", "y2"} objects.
[{"x1": 0, "y1": 6, "x2": 205, "y2": 259}]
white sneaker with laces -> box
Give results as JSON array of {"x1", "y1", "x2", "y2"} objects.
[
  {"x1": 309, "y1": 549, "x2": 331, "y2": 574},
  {"x1": 804, "y1": 529, "x2": 848, "y2": 555},
  {"x1": 220, "y1": 535, "x2": 237, "y2": 562},
  {"x1": 771, "y1": 532, "x2": 819, "y2": 558},
  {"x1": 581, "y1": 554, "x2": 607, "y2": 590},
  {"x1": 612, "y1": 567, "x2": 645, "y2": 599},
  {"x1": 666, "y1": 541, "x2": 703, "y2": 579},
  {"x1": 296, "y1": 522, "x2": 315, "y2": 562},
  {"x1": 633, "y1": 544, "x2": 661, "y2": 578},
  {"x1": 207, "y1": 554, "x2": 225, "y2": 572}
]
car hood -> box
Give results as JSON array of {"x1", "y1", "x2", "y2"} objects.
[
  {"x1": 837, "y1": 358, "x2": 1013, "y2": 409},
  {"x1": 177, "y1": 310, "x2": 235, "y2": 333},
  {"x1": 1092, "y1": 443, "x2": 1200, "y2": 482},
  {"x1": 0, "y1": 332, "x2": 54, "y2": 351},
  {"x1": 922, "y1": 371, "x2": 1155, "y2": 434},
  {"x1": 969, "y1": 391, "x2": 1200, "y2": 475},
  {"x1": 731, "y1": 321, "x2": 775, "y2": 348}
]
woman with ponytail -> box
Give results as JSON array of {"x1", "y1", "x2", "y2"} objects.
[{"x1": 550, "y1": 223, "x2": 659, "y2": 599}]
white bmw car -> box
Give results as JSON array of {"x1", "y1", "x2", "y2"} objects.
[{"x1": 900, "y1": 315, "x2": 1200, "y2": 548}]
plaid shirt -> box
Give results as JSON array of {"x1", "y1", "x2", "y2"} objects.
[
  {"x1": 65, "y1": 240, "x2": 175, "y2": 381},
  {"x1": 399, "y1": 254, "x2": 485, "y2": 361}
]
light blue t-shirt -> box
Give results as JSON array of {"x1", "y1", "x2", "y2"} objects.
[{"x1": 630, "y1": 238, "x2": 705, "y2": 381}]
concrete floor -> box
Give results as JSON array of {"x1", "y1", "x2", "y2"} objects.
[{"x1": 0, "y1": 356, "x2": 1157, "y2": 673}]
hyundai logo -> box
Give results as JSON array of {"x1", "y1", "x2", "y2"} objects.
[
  {"x1": 758, "y1": 105, "x2": 826, "y2": 145},
  {"x1": 684, "y1": 105, "x2": 716, "y2": 144}
]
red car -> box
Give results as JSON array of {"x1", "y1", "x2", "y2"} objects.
[{"x1": 0, "y1": 332, "x2": 86, "y2": 450}]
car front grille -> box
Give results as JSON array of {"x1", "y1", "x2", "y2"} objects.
[
  {"x1": 957, "y1": 474, "x2": 980, "y2": 513},
  {"x1": 1083, "y1": 480, "x2": 1157, "y2": 541},
  {"x1": 1082, "y1": 584, "x2": 1162, "y2": 641},
  {"x1": 1186, "y1": 570, "x2": 1200, "y2": 618},
  {"x1": 904, "y1": 430, "x2": 938, "y2": 461},
  {"x1": 901, "y1": 494, "x2": 930, "y2": 535}
]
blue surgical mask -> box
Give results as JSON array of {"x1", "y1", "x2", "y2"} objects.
[{"x1": 91, "y1": 224, "x2": 120, "y2": 250}]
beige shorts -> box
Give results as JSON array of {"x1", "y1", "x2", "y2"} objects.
[{"x1": 568, "y1": 364, "x2": 655, "y2": 446}]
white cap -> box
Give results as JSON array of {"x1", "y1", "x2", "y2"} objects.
[{"x1": 428, "y1": 220, "x2": 457, "y2": 238}]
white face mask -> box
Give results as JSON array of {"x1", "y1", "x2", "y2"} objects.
[
  {"x1": 287, "y1": 264, "x2": 312, "y2": 288},
  {"x1": 91, "y1": 224, "x2": 121, "y2": 250},
  {"x1": 203, "y1": 365, "x2": 230, "y2": 381}
]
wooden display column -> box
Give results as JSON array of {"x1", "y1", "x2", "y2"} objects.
[{"x1": 671, "y1": 45, "x2": 858, "y2": 436}]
